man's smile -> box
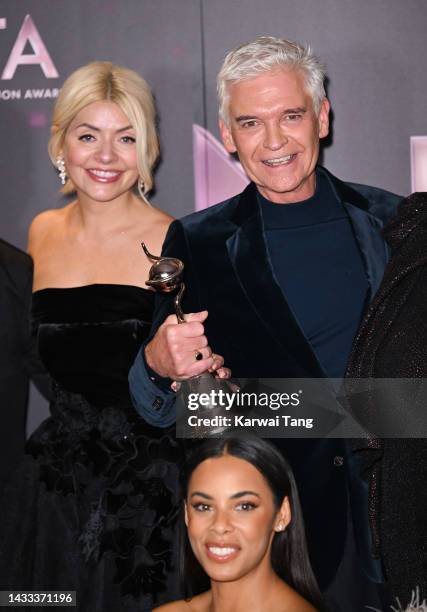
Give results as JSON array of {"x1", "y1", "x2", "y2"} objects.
[{"x1": 262, "y1": 153, "x2": 297, "y2": 167}]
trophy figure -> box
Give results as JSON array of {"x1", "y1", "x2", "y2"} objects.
[{"x1": 141, "y1": 242, "x2": 234, "y2": 436}]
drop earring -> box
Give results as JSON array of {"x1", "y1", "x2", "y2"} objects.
[
  {"x1": 138, "y1": 178, "x2": 145, "y2": 193},
  {"x1": 56, "y1": 157, "x2": 67, "y2": 185}
]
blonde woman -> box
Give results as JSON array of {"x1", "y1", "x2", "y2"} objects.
[{"x1": 0, "y1": 62, "x2": 216, "y2": 611}]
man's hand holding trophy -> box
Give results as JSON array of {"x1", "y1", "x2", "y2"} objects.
[{"x1": 142, "y1": 242, "x2": 235, "y2": 435}]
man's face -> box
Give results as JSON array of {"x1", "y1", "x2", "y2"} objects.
[{"x1": 219, "y1": 69, "x2": 329, "y2": 204}]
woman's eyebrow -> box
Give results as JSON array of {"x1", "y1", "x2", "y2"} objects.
[
  {"x1": 74, "y1": 123, "x2": 134, "y2": 132},
  {"x1": 189, "y1": 491, "x2": 213, "y2": 500},
  {"x1": 230, "y1": 490, "x2": 260, "y2": 499},
  {"x1": 189, "y1": 490, "x2": 261, "y2": 499}
]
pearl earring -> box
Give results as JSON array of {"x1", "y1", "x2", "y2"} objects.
[{"x1": 56, "y1": 157, "x2": 67, "y2": 185}]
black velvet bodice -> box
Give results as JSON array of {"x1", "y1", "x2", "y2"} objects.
[
  {"x1": 19, "y1": 284, "x2": 181, "y2": 609},
  {"x1": 32, "y1": 284, "x2": 154, "y2": 407}
]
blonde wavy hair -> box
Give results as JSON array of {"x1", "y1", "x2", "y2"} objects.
[{"x1": 48, "y1": 61, "x2": 159, "y2": 200}]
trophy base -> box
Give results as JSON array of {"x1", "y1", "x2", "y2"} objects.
[{"x1": 176, "y1": 372, "x2": 235, "y2": 437}]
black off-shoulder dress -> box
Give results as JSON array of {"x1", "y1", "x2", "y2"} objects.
[{"x1": 0, "y1": 284, "x2": 182, "y2": 612}]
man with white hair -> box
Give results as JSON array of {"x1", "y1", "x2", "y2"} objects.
[{"x1": 130, "y1": 36, "x2": 401, "y2": 609}]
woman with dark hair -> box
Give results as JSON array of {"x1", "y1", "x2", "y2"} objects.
[{"x1": 154, "y1": 436, "x2": 323, "y2": 612}]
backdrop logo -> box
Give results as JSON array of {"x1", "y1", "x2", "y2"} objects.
[
  {"x1": 192, "y1": 125, "x2": 249, "y2": 211},
  {"x1": 411, "y1": 136, "x2": 427, "y2": 192},
  {"x1": 0, "y1": 14, "x2": 58, "y2": 80}
]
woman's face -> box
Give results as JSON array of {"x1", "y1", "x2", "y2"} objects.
[
  {"x1": 62, "y1": 100, "x2": 139, "y2": 204},
  {"x1": 185, "y1": 454, "x2": 290, "y2": 584}
]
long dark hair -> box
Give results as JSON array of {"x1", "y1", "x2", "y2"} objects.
[{"x1": 179, "y1": 436, "x2": 324, "y2": 610}]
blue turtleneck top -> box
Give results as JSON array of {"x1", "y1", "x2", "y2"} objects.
[{"x1": 259, "y1": 170, "x2": 368, "y2": 378}]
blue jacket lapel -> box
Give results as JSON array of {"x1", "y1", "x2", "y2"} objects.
[
  {"x1": 343, "y1": 203, "x2": 389, "y2": 303},
  {"x1": 325, "y1": 167, "x2": 391, "y2": 302},
  {"x1": 226, "y1": 182, "x2": 325, "y2": 377}
]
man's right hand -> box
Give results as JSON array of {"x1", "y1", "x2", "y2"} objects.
[{"x1": 145, "y1": 311, "x2": 216, "y2": 380}]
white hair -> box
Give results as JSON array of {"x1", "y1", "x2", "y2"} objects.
[{"x1": 217, "y1": 35, "x2": 326, "y2": 123}]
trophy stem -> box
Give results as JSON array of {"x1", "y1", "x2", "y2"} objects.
[
  {"x1": 141, "y1": 242, "x2": 162, "y2": 262},
  {"x1": 174, "y1": 283, "x2": 186, "y2": 323}
]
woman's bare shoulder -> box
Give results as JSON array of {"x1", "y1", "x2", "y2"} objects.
[
  {"x1": 136, "y1": 203, "x2": 175, "y2": 255},
  {"x1": 282, "y1": 587, "x2": 319, "y2": 612},
  {"x1": 153, "y1": 592, "x2": 209, "y2": 612},
  {"x1": 28, "y1": 204, "x2": 73, "y2": 252},
  {"x1": 146, "y1": 204, "x2": 175, "y2": 234},
  {"x1": 29, "y1": 208, "x2": 60, "y2": 232},
  {"x1": 149, "y1": 204, "x2": 174, "y2": 224}
]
